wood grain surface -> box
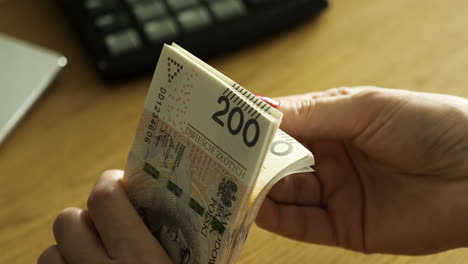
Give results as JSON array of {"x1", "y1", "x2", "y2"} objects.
[{"x1": 1, "y1": 0, "x2": 468, "y2": 263}]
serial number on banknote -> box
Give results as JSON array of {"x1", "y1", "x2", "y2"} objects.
[{"x1": 144, "y1": 87, "x2": 167, "y2": 144}]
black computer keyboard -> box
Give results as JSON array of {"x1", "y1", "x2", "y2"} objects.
[{"x1": 56, "y1": 0, "x2": 328, "y2": 81}]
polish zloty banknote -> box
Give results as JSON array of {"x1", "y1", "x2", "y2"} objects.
[{"x1": 124, "y1": 44, "x2": 315, "y2": 264}]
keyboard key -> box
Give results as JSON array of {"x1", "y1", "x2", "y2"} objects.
[
  {"x1": 95, "y1": 13, "x2": 130, "y2": 33},
  {"x1": 124, "y1": 0, "x2": 145, "y2": 4},
  {"x1": 210, "y1": 0, "x2": 246, "y2": 21},
  {"x1": 144, "y1": 17, "x2": 179, "y2": 42},
  {"x1": 167, "y1": 0, "x2": 198, "y2": 12},
  {"x1": 177, "y1": 6, "x2": 212, "y2": 32},
  {"x1": 246, "y1": 0, "x2": 276, "y2": 6},
  {"x1": 85, "y1": 0, "x2": 117, "y2": 13},
  {"x1": 132, "y1": 1, "x2": 167, "y2": 22},
  {"x1": 105, "y1": 29, "x2": 142, "y2": 55}
]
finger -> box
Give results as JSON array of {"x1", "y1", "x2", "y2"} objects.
[
  {"x1": 255, "y1": 172, "x2": 323, "y2": 241},
  {"x1": 37, "y1": 245, "x2": 67, "y2": 264},
  {"x1": 275, "y1": 87, "x2": 354, "y2": 103},
  {"x1": 276, "y1": 87, "x2": 388, "y2": 142},
  {"x1": 257, "y1": 141, "x2": 367, "y2": 250},
  {"x1": 87, "y1": 170, "x2": 171, "y2": 262},
  {"x1": 256, "y1": 198, "x2": 337, "y2": 246},
  {"x1": 53, "y1": 208, "x2": 108, "y2": 263},
  {"x1": 266, "y1": 172, "x2": 322, "y2": 207}
]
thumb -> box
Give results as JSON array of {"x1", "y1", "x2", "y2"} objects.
[{"x1": 276, "y1": 87, "x2": 384, "y2": 142}]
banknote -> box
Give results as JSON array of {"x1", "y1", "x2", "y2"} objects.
[{"x1": 124, "y1": 43, "x2": 314, "y2": 264}]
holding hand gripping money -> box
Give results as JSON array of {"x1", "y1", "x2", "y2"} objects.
[
  {"x1": 124, "y1": 44, "x2": 315, "y2": 264},
  {"x1": 37, "y1": 45, "x2": 468, "y2": 264}
]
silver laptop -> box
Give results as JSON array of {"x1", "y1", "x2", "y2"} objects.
[{"x1": 0, "y1": 34, "x2": 67, "y2": 145}]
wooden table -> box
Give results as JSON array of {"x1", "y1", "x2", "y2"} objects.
[{"x1": 1, "y1": 0, "x2": 468, "y2": 263}]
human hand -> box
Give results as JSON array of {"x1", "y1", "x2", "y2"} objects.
[
  {"x1": 256, "y1": 87, "x2": 468, "y2": 255},
  {"x1": 38, "y1": 170, "x2": 173, "y2": 264}
]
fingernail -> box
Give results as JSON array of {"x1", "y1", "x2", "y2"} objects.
[{"x1": 253, "y1": 93, "x2": 280, "y2": 109}]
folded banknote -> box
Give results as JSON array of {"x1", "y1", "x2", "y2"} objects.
[{"x1": 124, "y1": 44, "x2": 314, "y2": 264}]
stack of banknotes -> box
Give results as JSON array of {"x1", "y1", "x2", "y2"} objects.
[{"x1": 124, "y1": 44, "x2": 315, "y2": 264}]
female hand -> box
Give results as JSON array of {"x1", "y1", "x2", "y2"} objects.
[
  {"x1": 256, "y1": 87, "x2": 468, "y2": 255},
  {"x1": 38, "y1": 170, "x2": 173, "y2": 264}
]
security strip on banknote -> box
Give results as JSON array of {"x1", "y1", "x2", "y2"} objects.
[{"x1": 124, "y1": 44, "x2": 315, "y2": 264}]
